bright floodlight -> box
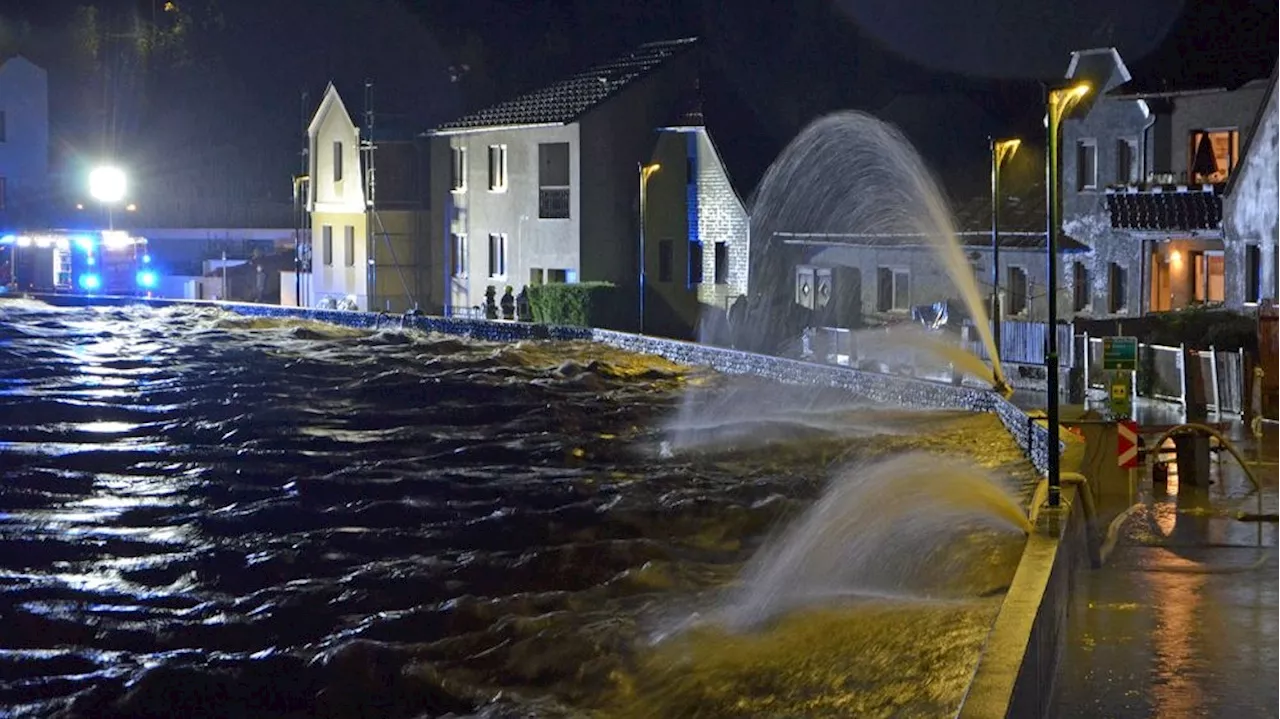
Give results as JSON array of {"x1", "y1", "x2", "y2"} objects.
[{"x1": 89, "y1": 167, "x2": 127, "y2": 204}]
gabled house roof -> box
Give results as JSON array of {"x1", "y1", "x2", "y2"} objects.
[
  {"x1": 430, "y1": 37, "x2": 698, "y2": 135},
  {"x1": 307, "y1": 83, "x2": 356, "y2": 137}
]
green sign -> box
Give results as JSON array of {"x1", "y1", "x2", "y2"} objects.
[{"x1": 1102, "y1": 336, "x2": 1138, "y2": 371}]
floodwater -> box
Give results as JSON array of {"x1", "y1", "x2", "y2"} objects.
[{"x1": 0, "y1": 300, "x2": 1037, "y2": 718}]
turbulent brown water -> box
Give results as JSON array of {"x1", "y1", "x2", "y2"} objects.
[{"x1": 0, "y1": 300, "x2": 1036, "y2": 718}]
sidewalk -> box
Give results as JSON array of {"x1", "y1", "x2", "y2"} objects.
[{"x1": 1051, "y1": 420, "x2": 1278, "y2": 719}]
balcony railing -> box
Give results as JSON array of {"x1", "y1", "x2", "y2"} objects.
[
  {"x1": 1105, "y1": 183, "x2": 1223, "y2": 232},
  {"x1": 538, "y1": 187, "x2": 570, "y2": 219}
]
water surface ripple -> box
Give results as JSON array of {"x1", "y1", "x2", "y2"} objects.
[{"x1": 0, "y1": 301, "x2": 1034, "y2": 718}]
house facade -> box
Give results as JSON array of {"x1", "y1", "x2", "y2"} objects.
[
  {"x1": 426, "y1": 38, "x2": 749, "y2": 338},
  {"x1": 304, "y1": 84, "x2": 430, "y2": 312},
  {"x1": 0, "y1": 55, "x2": 49, "y2": 226},
  {"x1": 1222, "y1": 70, "x2": 1278, "y2": 308},
  {"x1": 1060, "y1": 48, "x2": 1273, "y2": 316}
]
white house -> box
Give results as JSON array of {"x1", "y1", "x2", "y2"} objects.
[{"x1": 303, "y1": 83, "x2": 431, "y2": 312}]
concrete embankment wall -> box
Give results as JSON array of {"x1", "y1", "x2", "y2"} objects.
[{"x1": 18, "y1": 295, "x2": 1077, "y2": 718}]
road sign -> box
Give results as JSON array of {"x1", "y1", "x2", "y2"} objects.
[
  {"x1": 1117, "y1": 419, "x2": 1139, "y2": 468},
  {"x1": 1110, "y1": 374, "x2": 1131, "y2": 418},
  {"x1": 1102, "y1": 336, "x2": 1138, "y2": 371}
]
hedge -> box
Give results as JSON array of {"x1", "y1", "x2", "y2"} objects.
[{"x1": 526, "y1": 281, "x2": 626, "y2": 329}]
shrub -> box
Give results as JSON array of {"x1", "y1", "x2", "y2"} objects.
[{"x1": 527, "y1": 282, "x2": 625, "y2": 328}]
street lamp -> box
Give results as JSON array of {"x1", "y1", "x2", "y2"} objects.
[
  {"x1": 638, "y1": 162, "x2": 661, "y2": 333},
  {"x1": 990, "y1": 137, "x2": 1021, "y2": 356},
  {"x1": 1045, "y1": 82, "x2": 1090, "y2": 508},
  {"x1": 89, "y1": 166, "x2": 127, "y2": 230}
]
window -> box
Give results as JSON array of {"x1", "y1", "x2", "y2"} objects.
[
  {"x1": 1076, "y1": 140, "x2": 1097, "y2": 190},
  {"x1": 658, "y1": 240, "x2": 673, "y2": 282},
  {"x1": 538, "y1": 142, "x2": 570, "y2": 218},
  {"x1": 0, "y1": 111, "x2": 6, "y2": 142},
  {"x1": 343, "y1": 226, "x2": 355, "y2": 267},
  {"x1": 1108, "y1": 262, "x2": 1127, "y2": 313},
  {"x1": 0, "y1": 177, "x2": 6, "y2": 211},
  {"x1": 1007, "y1": 266, "x2": 1028, "y2": 315},
  {"x1": 1192, "y1": 250, "x2": 1225, "y2": 303},
  {"x1": 451, "y1": 233, "x2": 468, "y2": 278},
  {"x1": 1189, "y1": 129, "x2": 1238, "y2": 184},
  {"x1": 1072, "y1": 261, "x2": 1090, "y2": 312},
  {"x1": 688, "y1": 240, "x2": 704, "y2": 285},
  {"x1": 450, "y1": 147, "x2": 467, "y2": 191},
  {"x1": 547, "y1": 268, "x2": 568, "y2": 283},
  {"x1": 488, "y1": 233, "x2": 507, "y2": 278},
  {"x1": 1246, "y1": 245, "x2": 1261, "y2": 303},
  {"x1": 529, "y1": 268, "x2": 544, "y2": 286},
  {"x1": 686, "y1": 156, "x2": 696, "y2": 184},
  {"x1": 322, "y1": 225, "x2": 333, "y2": 266},
  {"x1": 333, "y1": 141, "x2": 344, "y2": 182},
  {"x1": 1115, "y1": 139, "x2": 1138, "y2": 184},
  {"x1": 713, "y1": 242, "x2": 729, "y2": 284},
  {"x1": 876, "y1": 267, "x2": 910, "y2": 311},
  {"x1": 488, "y1": 145, "x2": 507, "y2": 191}
]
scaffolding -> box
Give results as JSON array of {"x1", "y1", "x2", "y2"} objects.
[{"x1": 361, "y1": 79, "x2": 419, "y2": 312}]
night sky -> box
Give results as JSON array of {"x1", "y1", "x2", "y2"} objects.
[{"x1": 0, "y1": 0, "x2": 1275, "y2": 204}]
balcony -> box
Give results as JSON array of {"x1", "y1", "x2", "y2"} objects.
[
  {"x1": 1105, "y1": 183, "x2": 1223, "y2": 232},
  {"x1": 538, "y1": 187, "x2": 570, "y2": 219}
]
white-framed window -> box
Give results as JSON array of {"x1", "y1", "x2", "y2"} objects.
[
  {"x1": 488, "y1": 145, "x2": 508, "y2": 191},
  {"x1": 333, "y1": 141, "x2": 344, "y2": 183},
  {"x1": 450, "y1": 147, "x2": 467, "y2": 192},
  {"x1": 488, "y1": 233, "x2": 507, "y2": 279},
  {"x1": 1115, "y1": 138, "x2": 1138, "y2": 184},
  {"x1": 1189, "y1": 128, "x2": 1239, "y2": 184},
  {"x1": 321, "y1": 225, "x2": 333, "y2": 267},
  {"x1": 1076, "y1": 139, "x2": 1097, "y2": 190},
  {"x1": 343, "y1": 226, "x2": 355, "y2": 267},
  {"x1": 451, "y1": 233, "x2": 468, "y2": 278},
  {"x1": 876, "y1": 267, "x2": 910, "y2": 311}
]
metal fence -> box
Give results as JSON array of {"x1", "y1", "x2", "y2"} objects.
[
  {"x1": 1082, "y1": 335, "x2": 1246, "y2": 414},
  {"x1": 963, "y1": 320, "x2": 1076, "y2": 367}
]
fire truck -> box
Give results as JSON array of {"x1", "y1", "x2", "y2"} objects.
[{"x1": 0, "y1": 230, "x2": 156, "y2": 296}]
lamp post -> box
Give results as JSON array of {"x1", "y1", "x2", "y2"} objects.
[
  {"x1": 990, "y1": 138, "x2": 1021, "y2": 356},
  {"x1": 88, "y1": 166, "x2": 127, "y2": 231},
  {"x1": 1045, "y1": 82, "x2": 1091, "y2": 508},
  {"x1": 638, "y1": 162, "x2": 661, "y2": 334}
]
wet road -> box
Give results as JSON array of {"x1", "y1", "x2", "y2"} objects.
[{"x1": 1052, "y1": 422, "x2": 1279, "y2": 719}]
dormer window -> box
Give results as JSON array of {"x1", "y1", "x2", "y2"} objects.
[{"x1": 333, "y1": 141, "x2": 344, "y2": 182}]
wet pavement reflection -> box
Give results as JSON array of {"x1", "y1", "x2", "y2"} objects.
[{"x1": 1053, "y1": 420, "x2": 1278, "y2": 719}]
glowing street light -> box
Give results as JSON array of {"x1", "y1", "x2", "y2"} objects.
[
  {"x1": 89, "y1": 166, "x2": 128, "y2": 230},
  {"x1": 990, "y1": 137, "x2": 1021, "y2": 356},
  {"x1": 638, "y1": 162, "x2": 661, "y2": 333},
  {"x1": 1045, "y1": 81, "x2": 1091, "y2": 508}
]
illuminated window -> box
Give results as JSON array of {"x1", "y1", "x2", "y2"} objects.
[
  {"x1": 1192, "y1": 250, "x2": 1224, "y2": 303},
  {"x1": 488, "y1": 145, "x2": 507, "y2": 191},
  {"x1": 1189, "y1": 129, "x2": 1238, "y2": 184}
]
